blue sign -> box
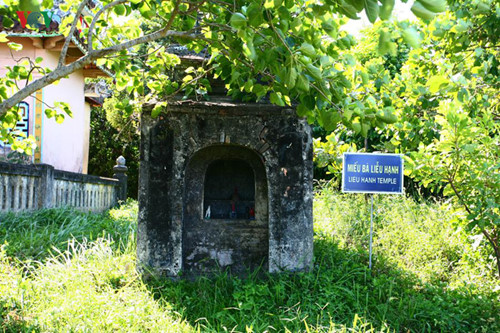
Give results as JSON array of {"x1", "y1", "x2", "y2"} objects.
[{"x1": 342, "y1": 153, "x2": 404, "y2": 194}]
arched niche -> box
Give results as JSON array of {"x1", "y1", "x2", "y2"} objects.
[{"x1": 182, "y1": 144, "x2": 268, "y2": 275}]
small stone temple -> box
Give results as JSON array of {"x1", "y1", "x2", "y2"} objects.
[{"x1": 137, "y1": 98, "x2": 313, "y2": 277}]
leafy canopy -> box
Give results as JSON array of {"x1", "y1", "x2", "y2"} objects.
[
  {"x1": 0, "y1": 0, "x2": 446, "y2": 147},
  {"x1": 314, "y1": 0, "x2": 500, "y2": 277}
]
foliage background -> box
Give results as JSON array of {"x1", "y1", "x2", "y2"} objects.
[{"x1": 88, "y1": 105, "x2": 140, "y2": 199}]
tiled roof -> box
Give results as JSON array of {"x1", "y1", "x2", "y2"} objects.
[
  {"x1": 0, "y1": 0, "x2": 98, "y2": 38},
  {"x1": 0, "y1": 2, "x2": 112, "y2": 78}
]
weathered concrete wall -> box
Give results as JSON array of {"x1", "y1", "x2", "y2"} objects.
[
  {"x1": 138, "y1": 100, "x2": 313, "y2": 277},
  {"x1": 0, "y1": 159, "x2": 126, "y2": 213}
]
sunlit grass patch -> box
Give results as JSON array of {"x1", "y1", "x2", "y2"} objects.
[
  {"x1": 0, "y1": 191, "x2": 498, "y2": 332},
  {"x1": 0, "y1": 238, "x2": 190, "y2": 332},
  {"x1": 0, "y1": 199, "x2": 137, "y2": 261},
  {"x1": 23, "y1": 239, "x2": 188, "y2": 332}
]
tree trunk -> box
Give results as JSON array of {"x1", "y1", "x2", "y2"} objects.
[{"x1": 482, "y1": 230, "x2": 500, "y2": 279}]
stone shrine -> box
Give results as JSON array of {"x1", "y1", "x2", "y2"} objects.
[{"x1": 138, "y1": 98, "x2": 313, "y2": 277}]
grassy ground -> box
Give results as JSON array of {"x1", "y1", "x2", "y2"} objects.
[{"x1": 0, "y1": 187, "x2": 499, "y2": 332}]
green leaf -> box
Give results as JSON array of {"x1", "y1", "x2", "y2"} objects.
[
  {"x1": 344, "y1": 108, "x2": 354, "y2": 121},
  {"x1": 247, "y1": 4, "x2": 263, "y2": 27},
  {"x1": 299, "y1": 42, "x2": 316, "y2": 58},
  {"x1": 2, "y1": 16, "x2": 14, "y2": 28},
  {"x1": 443, "y1": 183, "x2": 454, "y2": 196},
  {"x1": 360, "y1": 71, "x2": 369, "y2": 85},
  {"x1": 364, "y1": 0, "x2": 380, "y2": 24},
  {"x1": 411, "y1": 1, "x2": 436, "y2": 20},
  {"x1": 285, "y1": 67, "x2": 298, "y2": 89},
  {"x1": 114, "y1": 4, "x2": 126, "y2": 16},
  {"x1": 252, "y1": 84, "x2": 266, "y2": 99},
  {"x1": 427, "y1": 75, "x2": 449, "y2": 93},
  {"x1": 377, "y1": 29, "x2": 396, "y2": 55},
  {"x1": 116, "y1": 77, "x2": 128, "y2": 91},
  {"x1": 338, "y1": 74, "x2": 352, "y2": 89},
  {"x1": 350, "y1": 0, "x2": 365, "y2": 11},
  {"x1": 0, "y1": 87, "x2": 7, "y2": 100},
  {"x1": 379, "y1": 0, "x2": 395, "y2": 20},
  {"x1": 457, "y1": 88, "x2": 469, "y2": 103},
  {"x1": 230, "y1": 13, "x2": 247, "y2": 29},
  {"x1": 45, "y1": 109, "x2": 57, "y2": 118},
  {"x1": 270, "y1": 92, "x2": 285, "y2": 106},
  {"x1": 151, "y1": 102, "x2": 167, "y2": 118},
  {"x1": 20, "y1": 0, "x2": 41, "y2": 11},
  {"x1": 0, "y1": 33, "x2": 8, "y2": 43},
  {"x1": 8, "y1": 42, "x2": 23, "y2": 51},
  {"x1": 295, "y1": 74, "x2": 310, "y2": 92},
  {"x1": 319, "y1": 108, "x2": 341, "y2": 132},
  {"x1": 306, "y1": 64, "x2": 322, "y2": 81},
  {"x1": 55, "y1": 114, "x2": 65, "y2": 124},
  {"x1": 243, "y1": 80, "x2": 253, "y2": 93},
  {"x1": 242, "y1": 41, "x2": 256, "y2": 60},
  {"x1": 418, "y1": 0, "x2": 446, "y2": 13},
  {"x1": 139, "y1": 3, "x2": 154, "y2": 19},
  {"x1": 264, "y1": 0, "x2": 275, "y2": 9},
  {"x1": 59, "y1": 102, "x2": 72, "y2": 117},
  {"x1": 296, "y1": 103, "x2": 311, "y2": 117},
  {"x1": 376, "y1": 107, "x2": 398, "y2": 124},
  {"x1": 321, "y1": 19, "x2": 338, "y2": 38},
  {"x1": 338, "y1": 0, "x2": 360, "y2": 19},
  {"x1": 351, "y1": 118, "x2": 361, "y2": 133},
  {"x1": 59, "y1": 3, "x2": 69, "y2": 11},
  {"x1": 402, "y1": 27, "x2": 421, "y2": 49},
  {"x1": 360, "y1": 122, "x2": 370, "y2": 137},
  {"x1": 473, "y1": 2, "x2": 491, "y2": 15}
]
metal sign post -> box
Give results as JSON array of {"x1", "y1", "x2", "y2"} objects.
[
  {"x1": 369, "y1": 194, "x2": 374, "y2": 269},
  {"x1": 341, "y1": 153, "x2": 404, "y2": 269}
]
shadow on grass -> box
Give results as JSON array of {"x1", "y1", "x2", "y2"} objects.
[
  {"x1": 145, "y1": 236, "x2": 500, "y2": 332},
  {"x1": 1, "y1": 206, "x2": 498, "y2": 332}
]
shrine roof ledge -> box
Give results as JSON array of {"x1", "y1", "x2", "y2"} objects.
[{"x1": 143, "y1": 98, "x2": 297, "y2": 117}]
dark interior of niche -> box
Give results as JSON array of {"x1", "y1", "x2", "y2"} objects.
[{"x1": 203, "y1": 159, "x2": 255, "y2": 219}]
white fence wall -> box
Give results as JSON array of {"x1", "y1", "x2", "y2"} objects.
[{"x1": 0, "y1": 161, "x2": 127, "y2": 213}]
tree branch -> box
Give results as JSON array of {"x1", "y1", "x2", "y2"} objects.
[
  {"x1": 58, "y1": 0, "x2": 89, "y2": 68},
  {"x1": 447, "y1": 174, "x2": 473, "y2": 215},
  {"x1": 482, "y1": 228, "x2": 500, "y2": 278},
  {"x1": 180, "y1": 0, "x2": 207, "y2": 15},
  {"x1": 88, "y1": 0, "x2": 129, "y2": 52},
  {"x1": 0, "y1": 29, "x2": 198, "y2": 118}
]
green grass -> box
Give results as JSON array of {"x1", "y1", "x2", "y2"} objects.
[
  {"x1": 0, "y1": 204, "x2": 136, "y2": 261},
  {"x1": 0, "y1": 191, "x2": 499, "y2": 332}
]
